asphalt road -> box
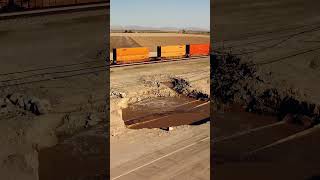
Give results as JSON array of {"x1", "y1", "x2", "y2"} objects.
[{"x1": 111, "y1": 133, "x2": 210, "y2": 180}]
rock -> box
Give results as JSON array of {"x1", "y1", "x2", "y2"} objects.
[
  {"x1": 23, "y1": 96, "x2": 32, "y2": 111},
  {"x1": 161, "y1": 127, "x2": 174, "y2": 131},
  {"x1": 17, "y1": 97, "x2": 25, "y2": 108},
  {"x1": 111, "y1": 91, "x2": 126, "y2": 98},
  {"x1": 30, "y1": 99, "x2": 51, "y2": 115},
  {"x1": 8, "y1": 93, "x2": 23, "y2": 105},
  {"x1": 38, "y1": 99, "x2": 51, "y2": 114},
  {"x1": 29, "y1": 97, "x2": 40, "y2": 105}
]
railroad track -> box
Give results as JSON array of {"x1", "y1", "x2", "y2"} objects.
[
  {"x1": 0, "y1": 56, "x2": 209, "y2": 88},
  {"x1": 110, "y1": 55, "x2": 210, "y2": 68},
  {"x1": 0, "y1": 2, "x2": 109, "y2": 20}
]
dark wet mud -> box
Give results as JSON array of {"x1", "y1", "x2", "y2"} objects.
[{"x1": 122, "y1": 97, "x2": 209, "y2": 129}]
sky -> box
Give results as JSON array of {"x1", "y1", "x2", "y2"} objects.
[{"x1": 111, "y1": 0, "x2": 210, "y2": 30}]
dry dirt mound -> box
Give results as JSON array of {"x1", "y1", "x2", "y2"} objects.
[
  {"x1": 110, "y1": 73, "x2": 210, "y2": 136},
  {"x1": 211, "y1": 53, "x2": 320, "y2": 126},
  {"x1": 171, "y1": 78, "x2": 209, "y2": 100}
]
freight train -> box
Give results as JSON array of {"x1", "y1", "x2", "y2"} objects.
[{"x1": 112, "y1": 44, "x2": 210, "y2": 65}]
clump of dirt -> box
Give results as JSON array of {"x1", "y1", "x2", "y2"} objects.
[
  {"x1": 55, "y1": 112, "x2": 103, "y2": 138},
  {"x1": 1, "y1": 93, "x2": 51, "y2": 115},
  {"x1": 110, "y1": 90, "x2": 127, "y2": 98},
  {"x1": 211, "y1": 53, "x2": 320, "y2": 125},
  {"x1": 171, "y1": 78, "x2": 209, "y2": 100},
  {"x1": 211, "y1": 53, "x2": 261, "y2": 105}
]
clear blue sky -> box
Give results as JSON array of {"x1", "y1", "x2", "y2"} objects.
[{"x1": 111, "y1": 0, "x2": 210, "y2": 30}]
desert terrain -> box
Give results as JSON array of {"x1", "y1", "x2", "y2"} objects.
[
  {"x1": 110, "y1": 33, "x2": 210, "y2": 179},
  {"x1": 110, "y1": 32, "x2": 210, "y2": 51},
  {"x1": 0, "y1": 7, "x2": 108, "y2": 180},
  {"x1": 212, "y1": 0, "x2": 320, "y2": 179}
]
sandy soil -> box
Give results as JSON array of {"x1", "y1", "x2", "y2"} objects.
[
  {"x1": 110, "y1": 33, "x2": 209, "y2": 51},
  {"x1": 110, "y1": 57, "x2": 210, "y2": 179},
  {"x1": 212, "y1": 0, "x2": 320, "y2": 179},
  {"x1": 110, "y1": 58, "x2": 210, "y2": 135},
  {"x1": 0, "y1": 8, "x2": 108, "y2": 179},
  {"x1": 110, "y1": 36, "x2": 141, "y2": 51},
  {"x1": 212, "y1": 0, "x2": 320, "y2": 105},
  {"x1": 111, "y1": 123, "x2": 210, "y2": 180}
]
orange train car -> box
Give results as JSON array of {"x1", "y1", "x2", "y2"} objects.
[
  {"x1": 187, "y1": 44, "x2": 210, "y2": 57},
  {"x1": 113, "y1": 47, "x2": 149, "y2": 64},
  {"x1": 157, "y1": 45, "x2": 186, "y2": 59}
]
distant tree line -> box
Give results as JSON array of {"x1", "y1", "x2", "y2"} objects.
[{"x1": 124, "y1": 30, "x2": 134, "y2": 33}]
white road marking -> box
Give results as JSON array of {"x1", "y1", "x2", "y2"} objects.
[
  {"x1": 213, "y1": 121, "x2": 286, "y2": 143},
  {"x1": 127, "y1": 101, "x2": 209, "y2": 128},
  {"x1": 111, "y1": 136, "x2": 210, "y2": 180},
  {"x1": 192, "y1": 101, "x2": 210, "y2": 109},
  {"x1": 248, "y1": 124, "x2": 320, "y2": 154},
  {"x1": 113, "y1": 120, "x2": 287, "y2": 179}
]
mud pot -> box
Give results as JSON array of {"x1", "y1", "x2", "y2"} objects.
[{"x1": 123, "y1": 96, "x2": 209, "y2": 129}]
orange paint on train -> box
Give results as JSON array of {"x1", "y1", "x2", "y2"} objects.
[
  {"x1": 189, "y1": 44, "x2": 210, "y2": 56},
  {"x1": 158, "y1": 45, "x2": 186, "y2": 58},
  {"x1": 114, "y1": 47, "x2": 149, "y2": 64}
]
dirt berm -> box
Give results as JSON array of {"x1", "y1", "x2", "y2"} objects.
[{"x1": 211, "y1": 53, "x2": 320, "y2": 126}]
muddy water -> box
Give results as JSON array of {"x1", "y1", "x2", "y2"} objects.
[
  {"x1": 122, "y1": 97, "x2": 210, "y2": 129},
  {"x1": 212, "y1": 105, "x2": 280, "y2": 138},
  {"x1": 38, "y1": 124, "x2": 108, "y2": 180},
  {"x1": 211, "y1": 105, "x2": 319, "y2": 180}
]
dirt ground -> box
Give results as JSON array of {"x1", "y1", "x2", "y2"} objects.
[
  {"x1": 110, "y1": 57, "x2": 210, "y2": 179},
  {"x1": 0, "y1": 9, "x2": 108, "y2": 179},
  {"x1": 212, "y1": 0, "x2": 320, "y2": 105},
  {"x1": 110, "y1": 33, "x2": 209, "y2": 51},
  {"x1": 212, "y1": 0, "x2": 320, "y2": 179},
  {"x1": 110, "y1": 58, "x2": 210, "y2": 135}
]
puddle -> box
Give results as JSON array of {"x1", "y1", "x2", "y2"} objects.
[
  {"x1": 122, "y1": 97, "x2": 210, "y2": 129},
  {"x1": 38, "y1": 125, "x2": 108, "y2": 180}
]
